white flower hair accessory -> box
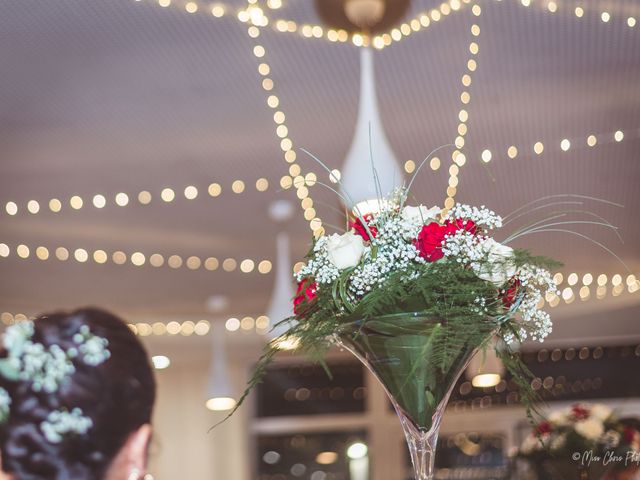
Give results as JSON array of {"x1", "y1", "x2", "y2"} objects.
[
  {"x1": 0, "y1": 320, "x2": 111, "y2": 443},
  {"x1": 41, "y1": 408, "x2": 93, "y2": 444}
]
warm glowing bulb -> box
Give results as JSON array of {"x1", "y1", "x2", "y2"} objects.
[
  {"x1": 115, "y1": 193, "x2": 129, "y2": 207},
  {"x1": 534, "y1": 142, "x2": 544, "y2": 155},
  {"x1": 93, "y1": 195, "x2": 106, "y2": 208},
  {"x1": 316, "y1": 452, "x2": 338, "y2": 465},
  {"x1": 151, "y1": 355, "x2": 171, "y2": 370},
  {"x1": 472, "y1": 373, "x2": 501, "y2": 388},
  {"x1": 161, "y1": 188, "x2": 175, "y2": 202},
  {"x1": 347, "y1": 442, "x2": 368, "y2": 459},
  {"x1": 184, "y1": 185, "x2": 198, "y2": 200},
  {"x1": 27, "y1": 200, "x2": 40, "y2": 214},
  {"x1": 206, "y1": 397, "x2": 237, "y2": 411}
]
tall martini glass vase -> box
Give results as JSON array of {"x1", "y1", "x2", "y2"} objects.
[{"x1": 335, "y1": 312, "x2": 497, "y2": 480}]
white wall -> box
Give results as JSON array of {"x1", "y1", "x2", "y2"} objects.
[{"x1": 148, "y1": 357, "x2": 251, "y2": 480}]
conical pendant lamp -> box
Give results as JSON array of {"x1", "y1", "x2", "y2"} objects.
[
  {"x1": 266, "y1": 232, "x2": 299, "y2": 350},
  {"x1": 205, "y1": 321, "x2": 237, "y2": 411},
  {"x1": 340, "y1": 47, "x2": 403, "y2": 215},
  {"x1": 465, "y1": 339, "x2": 505, "y2": 388}
]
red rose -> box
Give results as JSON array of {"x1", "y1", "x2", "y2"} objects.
[
  {"x1": 535, "y1": 421, "x2": 553, "y2": 436},
  {"x1": 623, "y1": 427, "x2": 638, "y2": 444},
  {"x1": 293, "y1": 279, "x2": 317, "y2": 316},
  {"x1": 350, "y1": 214, "x2": 378, "y2": 240},
  {"x1": 571, "y1": 404, "x2": 590, "y2": 420},
  {"x1": 413, "y1": 222, "x2": 450, "y2": 262},
  {"x1": 502, "y1": 279, "x2": 521, "y2": 307}
]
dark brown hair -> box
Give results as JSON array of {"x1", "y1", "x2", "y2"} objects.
[{"x1": 0, "y1": 308, "x2": 156, "y2": 479}]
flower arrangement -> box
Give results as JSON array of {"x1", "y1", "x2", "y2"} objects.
[
  {"x1": 227, "y1": 185, "x2": 563, "y2": 433},
  {"x1": 226, "y1": 145, "x2": 623, "y2": 477},
  {"x1": 293, "y1": 196, "x2": 557, "y2": 345},
  {"x1": 520, "y1": 403, "x2": 640, "y2": 474}
]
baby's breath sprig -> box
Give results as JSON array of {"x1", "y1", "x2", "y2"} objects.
[
  {"x1": 41, "y1": 408, "x2": 93, "y2": 444},
  {"x1": 0, "y1": 320, "x2": 111, "y2": 444}
]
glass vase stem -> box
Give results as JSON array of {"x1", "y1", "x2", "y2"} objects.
[{"x1": 398, "y1": 410, "x2": 440, "y2": 480}]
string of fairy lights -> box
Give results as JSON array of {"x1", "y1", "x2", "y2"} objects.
[
  {"x1": 272, "y1": 0, "x2": 474, "y2": 49},
  {"x1": 2, "y1": 269, "x2": 638, "y2": 336},
  {"x1": 2, "y1": 178, "x2": 263, "y2": 217},
  {"x1": 443, "y1": 4, "x2": 482, "y2": 213},
  {"x1": 244, "y1": 7, "x2": 325, "y2": 237},
  {"x1": 130, "y1": 0, "x2": 638, "y2": 50},
  {"x1": 0, "y1": 242, "x2": 273, "y2": 274},
  {"x1": 2, "y1": 125, "x2": 635, "y2": 219},
  {"x1": 402, "y1": 127, "x2": 638, "y2": 174}
]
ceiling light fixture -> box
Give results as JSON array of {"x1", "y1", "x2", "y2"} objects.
[
  {"x1": 205, "y1": 321, "x2": 237, "y2": 411},
  {"x1": 465, "y1": 340, "x2": 505, "y2": 388},
  {"x1": 340, "y1": 47, "x2": 403, "y2": 213},
  {"x1": 265, "y1": 199, "x2": 297, "y2": 348}
]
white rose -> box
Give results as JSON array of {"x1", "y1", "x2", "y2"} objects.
[
  {"x1": 575, "y1": 419, "x2": 605, "y2": 441},
  {"x1": 326, "y1": 232, "x2": 365, "y2": 270},
  {"x1": 550, "y1": 434, "x2": 566, "y2": 452},
  {"x1": 521, "y1": 435, "x2": 542, "y2": 454},
  {"x1": 474, "y1": 238, "x2": 517, "y2": 286},
  {"x1": 549, "y1": 410, "x2": 570, "y2": 427},
  {"x1": 401, "y1": 205, "x2": 440, "y2": 225},
  {"x1": 590, "y1": 404, "x2": 612, "y2": 422}
]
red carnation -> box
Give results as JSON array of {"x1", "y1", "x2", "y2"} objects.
[
  {"x1": 293, "y1": 278, "x2": 317, "y2": 316},
  {"x1": 445, "y1": 218, "x2": 478, "y2": 235},
  {"x1": 571, "y1": 404, "x2": 590, "y2": 420},
  {"x1": 535, "y1": 421, "x2": 553, "y2": 436},
  {"x1": 413, "y1": 219, "x2": 478, "y2": 262},
  {"x1": 502, "y1": 279, "x2": 521, "y2": 307},
  {"x1": 350, "y1": 214, "x2": 378, "y2": 240},
  {"x1": 413, "y1": 222, "x2": 450, "y2": 262}
]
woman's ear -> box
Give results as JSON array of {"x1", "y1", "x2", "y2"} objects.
[
  {"x1": 105, "y1": 424, "x2": 152, "y2": 480},
  {"x1": 0, "y1": 455, "x2": 13, "y2": 480},
  {"x1": 125, "y1": 424, "x2": 152, "y2": 472}
]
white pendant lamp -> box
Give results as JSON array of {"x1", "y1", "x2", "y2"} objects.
[
  {"x1": 340, "y1": 47, "x2": 403, "y2": 215},
  {"x1": 266, "y1": 232, "x2": 299, "y2": 350},
  {"x1": 344, "y1": 0, "x2": 385, "y2": 27},
  {"x1": 465, "y1": 340, "x2": 505, "y2": 388},
  {"x1": 205, "y1": 321, "x2": 237, "y2": 411}
]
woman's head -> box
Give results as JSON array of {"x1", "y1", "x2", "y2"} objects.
[{"x1": 0, "y1": 308, "x2": 156, "y2": 480}]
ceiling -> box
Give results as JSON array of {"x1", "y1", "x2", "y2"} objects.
[{"x1": 1, "y1": 0, "x2": 639, "y2": 348}]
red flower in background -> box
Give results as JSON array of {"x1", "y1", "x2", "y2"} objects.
[
  {"x1": 502, "y1": 279, "x2": 521, "y2": 307},
  {"x1": 350, "y1": 214, "x2": 378, "y2": 240},
  {"x1": 571, "y1": 404, "x2": 590, "y2": 420},
  {"x1": 413, "y1": 219, "x2": 479, "y2": 262},
  {"x1": 535, "y1": 421, "x2": 553, "y2": 436},
  {"x1": 623, "y1": 426, "x2": 638, "y2": 444},
  {"x1": 293, "y1": 278, "x2": 317, "y2": 316}
]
